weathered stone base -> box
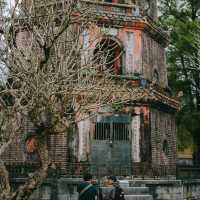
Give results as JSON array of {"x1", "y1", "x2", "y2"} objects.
[
  {"x1": 17, "y1": 177, "x2": 200, "y2": 200},
  {"x1": 130, "y1": 179, "x2": 200, "y2": 200}
]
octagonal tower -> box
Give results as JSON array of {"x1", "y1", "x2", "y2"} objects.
[
  {"x1": 74, "y1": 0, "x2": 179, "y2": 177},
  {"x1": 2, "y1": 0, "x2": 179, "y2": 178}
]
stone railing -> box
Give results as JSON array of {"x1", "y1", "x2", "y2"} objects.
[
  {"x1": 133, "y1": 162, "x2": 176, "y2": 179},
  {"x1": 82, "y1": 0, "x2": 141, "y2": 17},
  {"x1": 176, "y1": 165, "x2": 200, "y2": 180},
  {"x1": 34, "y1": 0, "x2": 141, "y2": 18}
]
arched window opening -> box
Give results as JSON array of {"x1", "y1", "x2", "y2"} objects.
[
  {"x1": 152, "y1": 69, "x2": 159, "y2": 84},
  {"x1": 94, "y1": 37, "x2": 123, "y2": 74},
  {"x1": 162, "y1": 140, "x2": 169, "y2": 156}
]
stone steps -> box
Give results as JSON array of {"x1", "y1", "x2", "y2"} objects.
[
  {"x1": 102, "y1": 182, "x2": 153, "y2": 200},
  {"x1": 125, "y1": 194, "x2": 153, "y2": 200},
  {"x1": 123, "y1": 187, "x2": 150, "y2": 195},
  {"x1": 102, "y1": 187, "x2": 150, "y2": 195}
]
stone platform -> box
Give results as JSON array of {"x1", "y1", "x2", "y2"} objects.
[
  {"x1": 102, "y1": 186, "x2": 153, "y2": 200},
  {"x1": 24, "y1": 177, "x2": 200, "y2": 200}
]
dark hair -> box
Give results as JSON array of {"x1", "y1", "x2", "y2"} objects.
[
  {"x1": 108, "y1": 176, "x2": 117, "y2": 182},
  {"x1": 83, "y1": 173, "x2": 92, "y2": 181}
]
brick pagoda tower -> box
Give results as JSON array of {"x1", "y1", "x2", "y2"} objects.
[
  {"x1": 1, "y1": 0, "x2": 179, "y2": 179},
  {"x1": 73, "y1": 0, "x2": 179, "y2": 177}
]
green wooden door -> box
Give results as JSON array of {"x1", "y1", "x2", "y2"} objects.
[{"x1": 91, "y1": 115, "x2": 132, "y2": 176}]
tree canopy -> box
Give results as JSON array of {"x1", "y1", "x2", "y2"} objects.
[{"x1": 159, "y1": 0, "x2": 200, "y2": 158}]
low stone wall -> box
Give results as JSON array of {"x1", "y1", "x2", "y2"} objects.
[
  {"x1": 57, "y1": 178, "x2": 81, "y2": 200},
  {"x1": 27, "y1": 178, "x2": 200, "y2": 200},
  {"x1": 130, "y1": 179, "x2": 200, "y2": 200},
  {"x1": 28, "y1": 177, "x2": 81, "y2": 200}
]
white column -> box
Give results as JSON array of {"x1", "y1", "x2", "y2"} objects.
[
  {"x1": 77, "y1": 115, "x2": 91, "y2": 161},
  {"x1": 131, "y1": 115, "x2": 141, "y2": 162},
  {"x1": 125, "y1": 32, "x2": 134, "y2": 74},
  {"x1": 81, "y1": 30, "x2": 90, "y2": 66}
]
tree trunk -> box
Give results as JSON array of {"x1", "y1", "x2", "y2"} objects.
[
  {"x1": 2, "y1": 136, "x2": 50, "y2": 200},
  {"x1": 0, "y1": 161, "x2": 11, "y2": 199},
  {"x1": 0, "y1": 138, "x2": 16, "y2": 199}
]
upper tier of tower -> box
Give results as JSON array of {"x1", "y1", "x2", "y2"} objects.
[
  {"x1": 20, "y1": 0, "x2": 158, "y2": 21},
  {"x1": 17, "y1": 0, "x2": 169, "y2": 89},
  {"x1": 97, "y1": 0, "x2": 158, "y2": 20}
]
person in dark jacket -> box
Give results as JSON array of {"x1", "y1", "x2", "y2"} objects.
[
  {"x1": 107, "y1": 176, "x2": 125, "y2": 200},
  {"x1": 77, "y1": 173, "x2": 98, "y2": 200}
]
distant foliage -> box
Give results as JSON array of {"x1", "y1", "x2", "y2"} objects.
[{"x1": 159, "y1": 0, "x2": 200, "y2": 158}]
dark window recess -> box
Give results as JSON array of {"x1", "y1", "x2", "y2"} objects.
[
  {"x1": 94, "y1": 38, "x2": 123, "y2": 75},
  {"x1": 153, "y1": 69, "x2": 159, "y2": 84},
  {"x1": 94, "y1": 122, "x2": 129, "y2": 141},
  {"x1": 94, "y1": 123, "x2": 110, "y2": 140},
  {"x1": 163, "y1": 140, "x2": 169, "y2": 155}
]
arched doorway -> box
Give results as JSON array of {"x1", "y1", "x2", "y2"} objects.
[{"x1": 94, "y1": 37, "x2": 123, "y2": 75}]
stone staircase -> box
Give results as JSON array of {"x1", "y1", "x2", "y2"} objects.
[
  {"x1": 102, "y1": 181, "x2": 153, "y2": 200},
  {"x1": 123, "y1": 187, "x2": 153, "y2": 200}
]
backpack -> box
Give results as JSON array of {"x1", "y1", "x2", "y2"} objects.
[{"x1": 109, "y1": 186, "x2": 125, "y2": 200}]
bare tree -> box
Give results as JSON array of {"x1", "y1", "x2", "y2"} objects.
[{"x1": 0, "y1": 0, "x2": 144, "y2": 199}]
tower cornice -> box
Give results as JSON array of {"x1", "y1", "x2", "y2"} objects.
[
  {"x1": 28, "y1": 0, "x2": 169, "y2": 47},
  {"x1": 81, "y1": 1, "x2": 169, "y2": 47},
  {"x1": 97, "y1": 17, "x2": 169, "y2": 47}
]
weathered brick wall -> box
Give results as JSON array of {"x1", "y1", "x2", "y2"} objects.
[
  {"x1": 1, "y1": 133, "x2": 69, "y2": 174},
  {"x1": 48, "y1": 133, "x2": 68, "y2": 173},
  {"x1": 0, "y1": 136, "x2": 26, "y2": 164},
  {"x1": 1, "y1": 111, "x2": 68, "y2": 173},
  {"x1": 150, "y1": 108, "x2": 176, "y2": 175},
  {"x1": 142, "y1": 32, "x2": 168, "y2": 88}
]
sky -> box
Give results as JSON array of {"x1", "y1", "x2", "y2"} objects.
[
  {"x1": 0, "y1": 0, "x2": 15, "y2": 85},
  {"x1": 7, "y1": 0, "x2": 15, "y2": 8},
  {"x1": 5, "y1": 0, "x2": 23, "y2": 10}
]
